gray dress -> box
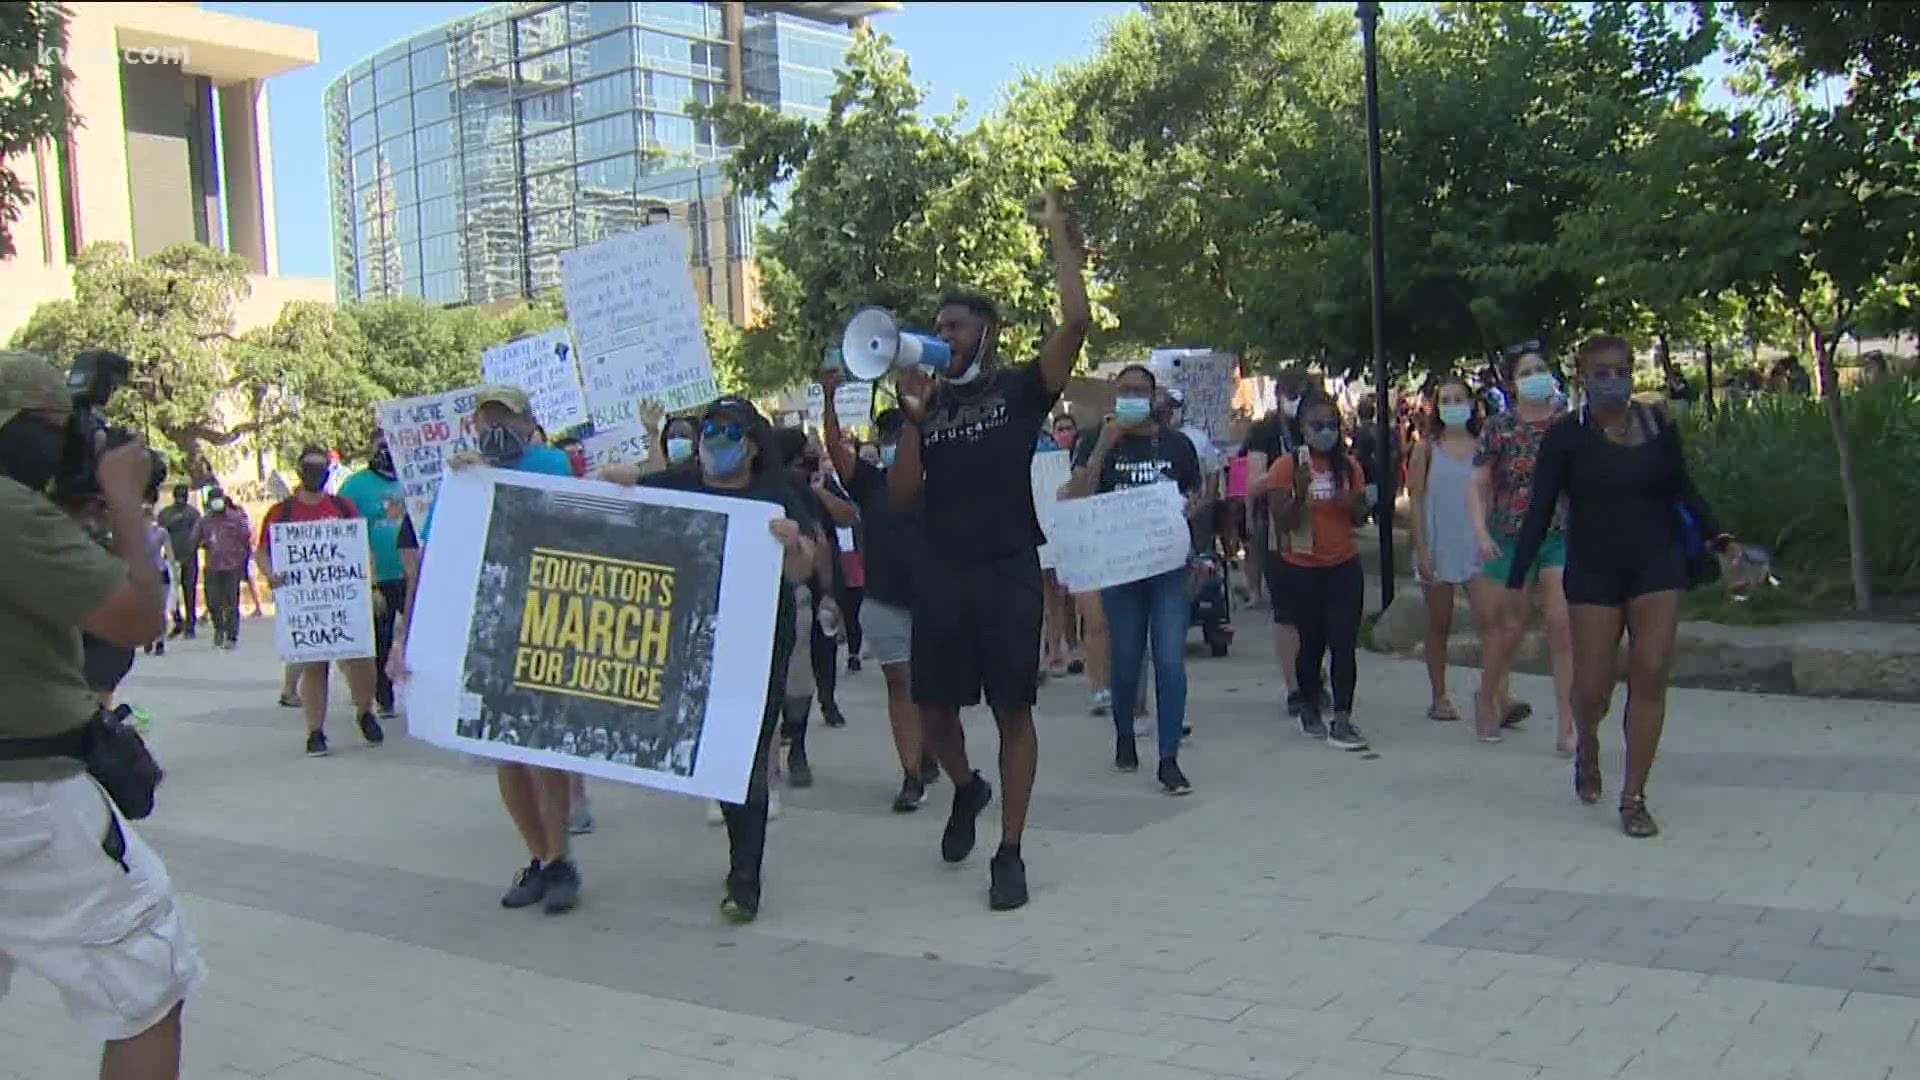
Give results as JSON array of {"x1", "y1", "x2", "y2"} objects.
[{"x1": 1421, "y1": 444, "x2": 1481, "y2": 585}]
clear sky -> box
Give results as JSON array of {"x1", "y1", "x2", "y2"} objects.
[{"x1": 204, "y1": 1, "x2": 1137, "y2": 281}]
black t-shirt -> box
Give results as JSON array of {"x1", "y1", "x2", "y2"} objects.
[
  {"x1": 156, "y1": 502, "x2": 200, "y2": 561},
  {"x1": 844, "y1": 459, "x2": 925, "y2": 607},
  {"x1": 641, "y1": 468, "x2": 807, "y2": 672},
  {"x1": 1072, "y1": 424, "x2": 1202, "y2": 494},
  {"x1": 918, "y1": 361, "x2": 1061, "y2": 564}
]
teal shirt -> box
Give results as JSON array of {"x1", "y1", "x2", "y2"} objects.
[
  {"x1": 337, "y1": 468, "x2": 405, "y2": 583},
  {"x1": 420, "y1": 444, "x2": 575, "y2": 544}
]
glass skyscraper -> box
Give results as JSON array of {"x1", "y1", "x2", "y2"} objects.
[{"x1": 325, "y1": 2, "x2": 894, "y2": 320}]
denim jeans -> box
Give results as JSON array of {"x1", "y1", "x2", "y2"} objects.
[{"x1": 1101, "y1": 567, "x2": 1189, "y2": 761}]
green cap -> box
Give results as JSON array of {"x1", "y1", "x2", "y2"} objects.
[
  {"x1": 0, "y1": 350, "x2": 70, "y2": 426},
  {"x1": 474, "y1": 383, "x2": 532, "y2": 416}
]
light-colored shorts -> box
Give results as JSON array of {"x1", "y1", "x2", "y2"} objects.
[
  {"x1": 860, "y1": 599, "x2": 912, "y2": 667},
  {"x1": 0, "y1": 773, "x2": 203, "y2": 1042}
]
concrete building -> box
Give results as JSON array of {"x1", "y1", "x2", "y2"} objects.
[
  {"x1": 325, "y1": 1, "x2": 898, "y2": 323},
  {"x1": 0, "y1": 2, "x2": 333, "y2": 336}
]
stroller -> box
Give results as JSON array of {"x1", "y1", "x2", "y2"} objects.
[{"x1": 1187, "y1": 548, "x2": 1235, "y2": 657}]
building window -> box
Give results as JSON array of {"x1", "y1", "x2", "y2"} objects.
[
  {"x1": 418, "y1": 195, "x2": 457, "y2": 234},
  {"x1": 638, "y1": 30, "x2": 693, "y2": 72},
  {"x1": 415, "y1": 119, "x2": 454, "y2": 163},
  {"x1": 577, "y1": 153, "x2": 637, "y2": 193},
  {"x1": 347, "y1": 73, "x2": 374, "y2": 116},
  {"x1": 421, "y1": 232, "x2": 461, "y2": 276},
  {"x1": 423, "y1": 270, "x2": 463, "y2": 304},
  {"x1": 414, "y1": 84, "x2": 453, "y2": 126},
  {"x1": 637, "y1": 2, "x2": 714, "y2": 36},
  {"x1": 643, "y1": 72, "x2": 692, "y2": 112},
  {"x1": 578, "y1": 0, "x2": 633, "y2": 38},
  {"x1": 519, "y1": 88, "x2": 572, "y2": 133},
  {"x1": 575, "y1": 113, "x2": 636, "y2": 159},
  {"x1": 416, "y1": 156, "x2": 455, "y2": 200},
  {"x1": 352, "y1": 145, "x2": 380, "y2": 189},
  {"x1": 643, "y1": 112, "x2": 695, "y2": 153},
  {"x1": 778, "y1": 27, "x2": 850, "y2": 72},
  {"x1": 574, "y1": 70, "x2": 635, "y2": 120},
  {"x1": 386, "y1": 168, "x2": 417, "y2": 208},
  {"x1": 374, "y1": 57, "x2": 410, "y2": 102},
  {"x1": 524, "y1": 167, "x2": 575, "y2": 214},
  {"x1": 411, "y1": 40, "x2": 451, "y2": 88},
  {"x1": 781, "y1": 69, "x2": 836, "y2": 112},
  {"x1": 691, "y1": 42, "x2": 728, "y2": 80},
  {"x1": 528, "y1": 250, "x2": 563, "y2": 295},
  {"x1": 376, "y1": 97, "x2": 412, "y2": 137},
  {"x1": 577, "y1": 29, "x2": 635, "y2": 79},
  {"x1": 380, "y1": 129, "x2": 415, "y2": 173},
  {"x1": 521, "y1": 127, "x2": 574, "y2": 171},
  {"x1": 518, "y1": 47, "x2": 570, "y2": 87},
  {"x1": 514, "y1": 5, "x2": 571, "y2": 57},
  {"x1": 349, "y1": 111, "x2": 377, "y2": 149},
  {"x1": 394, "y1": 204, "x2": 421, "y2": 245},
  {"x1": 526, "y1": 208, "x2": 575, "y2": 252}
]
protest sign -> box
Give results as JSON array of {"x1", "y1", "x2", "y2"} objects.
[
  {"x1": 803, "y1": 381, "x2": 874, "y2": 428},
  {"x1": 1149, "y1": 348, "x2": 1238, "y2": 445},
  {"x1": 270, "y1": 518, "x2": 374, "y2": 663},
  {"x1": 1031, "y1": 449, "x2": 1073, "y2": 570},
  {"x1": 579, "y1": 424, "x2": 650, "y2": 471},
  {"x1": 1045, "y1": 482, "x2": 1191, "y2": 593},
  {"x1": 376, "y1": 386, "x2": 480, "y2": 533},
  {"x1": 480, "y1": 328, "x2": 589, "y2": 435},
  {"x1": 404, "y1": 468, "x2": 783, "y2": 802},
  {"x1": 561, "y1": 223, "x2": 718, "y2": 429}
]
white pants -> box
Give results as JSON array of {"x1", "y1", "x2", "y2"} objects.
[{"x1": 0, "y1": 773, "x2": 202, "y2": 1041}]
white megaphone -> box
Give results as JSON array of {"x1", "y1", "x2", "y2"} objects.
[{"x1": 840, "y1": 306, "x2": 952, "y2": 381}]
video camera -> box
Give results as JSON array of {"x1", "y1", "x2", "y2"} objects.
[{"x1": 58, "y1": 350, "x2": 167, "y2": 504}]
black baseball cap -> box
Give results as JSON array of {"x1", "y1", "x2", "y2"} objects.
[{"x1": 702, "y1": 395, "x2": 768, "y2": 431}]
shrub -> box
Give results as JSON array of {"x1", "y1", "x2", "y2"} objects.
[{"x1": 1683, "y1": 379, "x2": 1920, "y2": 599}]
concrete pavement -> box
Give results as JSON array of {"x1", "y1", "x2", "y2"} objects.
[{"x1": 7, "y1": 616, "x2": 1920, "y2": 1080}]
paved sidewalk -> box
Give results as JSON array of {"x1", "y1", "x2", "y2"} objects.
[{"x1": 7, "y1": 617, "x2": 1920, "y2": 1080}]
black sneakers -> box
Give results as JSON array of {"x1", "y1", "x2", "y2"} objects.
[
  {"x1": 989, "y1": 846, "x2": 1028, "y2": 911},
  {"x1": 1157, "y1": 757, "x2": 1193, "y2": 796},
  {"x1": 892, "y1": 773, "x2": 926, "y2": 813},
  {"x1": 357, "y1": 710, "x2": 386, "y2": 746},
  {"x1": 304, "y1": 730, "x2": 329, "y2": 757},
  {"x1": 787, "y1": 742, "x2": 813, "y2": 788},
  {"x1": 540, "y1": 858, "x2": 581, "y2": 913},
  {"x1": 822, "y1": 701, "x2": 848, "y2": 728},
  {"x1": 501, "y1": 859, "x2": 545, "y2": 908},
  {"x1": 920, "y1": 757, "x2": 941, "y2": 787},
  {"x1": 1114, "y1": 735, "x2": 1140, "y2": 772},
  {"x1": 941, "y1": 772, "x2": 993, "y2": 863},
  {"x1": 1297, "y1": 703, "x2": 1328, "y2": 740},
  {"x1": 721, "y1": 871, "x2": 760, "y2": 923},
  {"x1": 1327, "y1": 713, "x2": 1369, "y2": 751}
]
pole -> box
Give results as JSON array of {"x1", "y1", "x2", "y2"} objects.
[{"x1": 1358, "y1": 0, "x2": 1394, "y2": 610}]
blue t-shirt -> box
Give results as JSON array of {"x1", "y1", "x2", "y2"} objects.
[
  {"x1": 336, "y1": 468, "x2": 405, "y2": 582},
  {"x1": 419, "y1": 445, "x2": 574, "y2": 544}
]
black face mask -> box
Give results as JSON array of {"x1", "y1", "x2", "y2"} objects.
[
  {"x1": 298, "y1": 462, "x2": 329, "y2": 492},
  {"x1": 0, "y1": 412, "x2": 72, "y2": 494},
  {"x1": 370, "y1": 446, "x2": 395, "y2": 478}
]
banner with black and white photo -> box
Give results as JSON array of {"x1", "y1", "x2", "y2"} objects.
[{"x1": 403, "y1": 468, "x2": 784, "y2": 803}]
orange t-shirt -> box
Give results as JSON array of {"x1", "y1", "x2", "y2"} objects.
[{"x1": 1267, "y1": 450, "x2": 1362, "y2": 567}]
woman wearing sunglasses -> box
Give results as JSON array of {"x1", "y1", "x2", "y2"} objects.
[
  {"x1": 1263, "y1": 393, "x2": 1372, "y2": 751},
  {"x1": 601, "y1": 397, "x2": 820, "y2": 921},
  {"x1": 1506, "y1": 336, "x2": 1737, "y2": 838}
]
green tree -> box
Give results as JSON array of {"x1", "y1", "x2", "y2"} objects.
[
  {"x1": 1728, "y1": 1, "x2": 1920, "y2": 109},
  {"x1": 344, "y1": 298, "x2": 497, "y2": 400},
  {"x1": 230, "y1": 301, "x2": 381, "y2": 461},
  {"x1": 0, "y1": 2, "x2": 75, "y2": 260},
  {"x1": 10, "y1": 242, "x2": 254, "y2": 464}
]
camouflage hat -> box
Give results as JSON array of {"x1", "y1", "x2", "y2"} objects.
[
  {"x1": 473, "y1": 383, "x2": 532, "y2": 416},
  {"x1": 0, "y1": 350, "x2": 71, "y2": 424}
]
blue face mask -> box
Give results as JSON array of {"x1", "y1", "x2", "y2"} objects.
[
  {"x1": 665, "y1": 437, "x2": 694, "y2": 463},
  {"x1": 879, "y1": 444, "x2": 897, "y2": 468},
  {"x1": 1439, "y1": 403, "x2": 1473, "y2": 428},
  {"x1": 1114, "y1": 395, "x2": 1153, "y2": 424},
  {"x1": 1585, "y1": 373, "x2": 1633, "y2": 411},
  {"x1": 1516, "y1": 372, "x2": 1556, "y2": 403},
  {"x1": 699, "y1": 436, "x2": 749, "y2": 477}
]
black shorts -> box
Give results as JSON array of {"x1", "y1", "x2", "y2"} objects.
[
  {"x1": 1264, "y1": 554, "x2": 1308, "y2": 626},
  {"x1": 910, "y1": 548, "x2": 1044, "y2": 709},
  {"x1": 1562, "y1": 546, "x2": 1688, "y2": 607}
]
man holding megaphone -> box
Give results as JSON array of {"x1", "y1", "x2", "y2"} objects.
[{"x1": 884, "y1": 188, "x2": 1089, "y2": 912}]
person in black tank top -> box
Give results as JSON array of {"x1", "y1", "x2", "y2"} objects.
[{"x1": 1509, "y1": 336, "x2": 1740, "y2": 839}]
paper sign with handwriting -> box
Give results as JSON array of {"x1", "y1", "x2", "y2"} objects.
[
  {"x1": 561, "y1": 223, "x2": 718, "y2": 428},
  {"x1": 579, "y1": 424, "x2": 651, "y2": 470},
  {"x1": 375, "y1": 386, "x2": 480, "y2": 533},
  {"x1": 1031, "y1": 449, "x2": 1073, "y2": 571},
  {"x1": 804, "y1": 382, "x2": 874, "y2": 428},
  {"x1": 481, "y1": 328, "x2": 589, "y2": 434},
  {"x1": 1045, "y1": 482, "x2": 1191, "y2": 593},
  {"x1": 1150, "y1": 349, "x2": 1238, "y2": 445},
  {"x1": 271, "y1": 518, "x2": 374, "y2": 663}
]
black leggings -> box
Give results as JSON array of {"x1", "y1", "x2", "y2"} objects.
[
  {"x1": 1275, "y1": 557, "x2": 1364, "y2": 713},
  {"x1": 839, "y1": 584, "x2": 864, "y2": 658},
  {"x1": 722, "y1": 614, "x2": 798, "y2": 909}
]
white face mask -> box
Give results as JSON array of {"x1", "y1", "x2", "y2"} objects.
[{"x1": 942, "y1": 357, "x2": 984, "y2": 386}]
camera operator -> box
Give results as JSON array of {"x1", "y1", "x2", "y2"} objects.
[{"x1": 0, "y1": 352, "x2": 201, "y2": 1079}]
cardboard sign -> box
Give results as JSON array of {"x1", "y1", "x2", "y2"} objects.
[{"x1": 561, "y1": 223, "x2": 718, "y2": 429}]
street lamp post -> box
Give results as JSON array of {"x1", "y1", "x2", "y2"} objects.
[{"x1": 1358, "y1": 0, "x2": 1394, "y2": 611}]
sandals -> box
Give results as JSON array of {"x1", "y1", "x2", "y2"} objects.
[
  {"x1": 1573, "y1": 740, "x2": 1602, "y2": 804},
  {"x1": 1619, "y1": 795, "x2": 1659, "y2": 838},
  {"x1": 1426, "y1": 701, "x2": 1461, "y2": 723}
]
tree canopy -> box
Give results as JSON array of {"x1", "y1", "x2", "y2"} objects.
[{"x1": 0, "y1": 2, "x2": 75, "y2": 260}]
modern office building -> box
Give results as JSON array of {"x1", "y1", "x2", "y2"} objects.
[
  {"x1": 0, "y1": 2, "x2": 332, "y2": 336},
  {"x1": 325, "y1": 1, "x2": 897, "y2": 322}
]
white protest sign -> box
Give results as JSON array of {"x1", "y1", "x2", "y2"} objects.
[
  {"x1": 1149, "y1": 348, "x2": 1238, "y2": 446},
  {"x1": 1045, "y1": 482, "x2": 1191, "y2": 593},
  {"x1": 376, "y1": 386, "x2": 481, "y2": 533},
  {"x1": 579, "y1": 424, "x2": 651, "y2": 470},
  {"x1": 481, "y1": 327, "x2": 589, "y2": 434},
  {"x1": 404, "y1": 467, "x2": 783, "y2": 803},
  {"x1": 803, "y1": 382, "x2": 874, "y2": 428},
  {"x1": 270, "y1": 518, "x2": 374, "y2": 663},
  {"x1": 1031, "y1": 449, "x2": 1073, "y2": 570},
  {"x1": 561, "y1": 223, "x2": 718, "y2": 429}
]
